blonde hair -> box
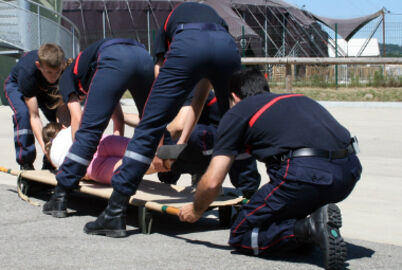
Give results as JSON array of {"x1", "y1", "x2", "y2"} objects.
[
  {"x1": 38, "y1": 43, "x2": 65, "y2": 69},
  {"x1": 42, "y1": 122, "x2": 63, "y2": 154}
]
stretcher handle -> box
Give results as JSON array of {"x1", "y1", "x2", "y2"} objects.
[
  {"x1": 144, "y1": 201, "x2": 180, "y2": 216},
  {"x1": 0, "y1": 166, "x2": 21, "y2": 176}
]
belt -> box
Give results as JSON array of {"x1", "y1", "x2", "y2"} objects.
[
  {"x1": 175, "y1": 23, "x2": 227, "y2": 34},
  {"x1": 284, "y1": 144, "x2": 355, "y2": 160},
  {"x1": 99, "y1": 38, "x2": 144, "y2": 51},
  {"x1": 266, "y1": 144, "x2": 355, "y2": 164}
]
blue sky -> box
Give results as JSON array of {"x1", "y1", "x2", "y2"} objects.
[
  {"x1": 286, "y1": 0, "x2": 402, "y2": 45},
  {"x1": 286, "y1": 0, "x2": 401, "y2": 18}
]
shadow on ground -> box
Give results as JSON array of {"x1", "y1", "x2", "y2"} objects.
[{"x1": 8, "y1": 182, "x2": 228, "y2": 235}]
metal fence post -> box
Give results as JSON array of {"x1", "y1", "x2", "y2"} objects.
[
  {"x1": 285, "y1": 64, "x2": 293, "y2": 92},
  {"x1": 37, "y1": 5, "x2": 41, "y2": 47},
  {"x1": 147, "y1": 8, "x2": 151, "y2": 54},
  {"x1": 335, "y1": 23, "x2": 338, "y2": 89},
  {"x1": 72, "y1": 26, "x2": 75, "y2": 58}
]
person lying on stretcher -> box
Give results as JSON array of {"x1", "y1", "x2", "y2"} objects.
[{"x1": 42, "y1": 122, "x2": 170, "y2": 184}]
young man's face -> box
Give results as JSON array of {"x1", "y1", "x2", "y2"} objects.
[{"x1": 35, "y1": 61, "x2": 63, "y2": 84}]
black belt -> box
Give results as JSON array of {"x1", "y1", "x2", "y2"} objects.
[
  {"x1": 267, "y1": 144, "x2": 355, "y2": 164},
  {"x1": 285, "y1": 145, "x2": 355, "y2": 160},
  {"x1": 175, "y1": 23, "x2": 227, "y2": 34}
]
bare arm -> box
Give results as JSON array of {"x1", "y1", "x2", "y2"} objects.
[
  {"x1": 111, "y1": 103, "x2": 125, "y2": 136},
  {"x1": 154, "y1": 56, "x2": 164, "y2": 79},
  {"x1": 67, "y1": 93, "x2": 83, "y2": 140},
  {"x1": 179, "y1": 155, "x2": 234, "y2": 223},
  {"x1": 123, "y1": 112, "x2": 140, "y2": 128},
  {"x1": 177, "y1": 79, "x2": 211, "y2": 144},
  {"x1": 112, "y1": 158, "x2": 170, "y2": 176},
  {"x1": 24, "y1": 96, "x2": 46, "y2": 153},
  {"x1": 166, "y1": 106, "x2": 191, "y2": 140}
]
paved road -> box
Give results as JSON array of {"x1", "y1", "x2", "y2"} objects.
[{"x1": 0, "y1": 101, "x2": 401, "y2": 269}]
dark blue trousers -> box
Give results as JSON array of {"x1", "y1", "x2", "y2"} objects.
[
  {"x1": 56, "y1": 44, "x2": 154, "y2": 188},
  {"x1": 4, "y1": 77, "x2": 56, "y2": 166},
  {"x1": 229, "y1": 155, "x2": 362, "y2": 255},
  {"x1": 111, "y1": 28, "x2": 241, "y2": 195}
]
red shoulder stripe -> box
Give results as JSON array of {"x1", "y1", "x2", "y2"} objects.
[
  {"x1": 248, "y1": 94, "x2": 303, "y2": 127},
  {"x1": 73, "y1": 51, "x2": 83, "y2": 75}
]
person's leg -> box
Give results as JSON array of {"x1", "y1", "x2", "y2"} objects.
[
  {"x1": 229, "y1": 160, "x2": 326, "y2": 255},
  {"x1": 4, "y1": 80, "x2": 36, "y2": 168},
  {"x1": 110, "y1": 31, "x2": 208, "y2": 196},
  {"x1": 87, "y1": 30, "x2": 239, "y2": 237},
  {"x1": 86, "y1": 135, "x2": 130, "y2": 184},
  {"x1": 96, "y1": 135, "x2": 130, "y2": 157},
  {"x1": 87, "y1": 157, "x2": 121, "y2": 185},
  {"x1": 126, "y1": 46, "x2": 155, "y2": 118},
  {"x1": 45, "y1": 44, "x2": 147, "y2": 218},
  {"x1": 229, "y1": 179, "x2": 296, "y2": 249},
  {"x1": 56, "y1": 69, "x2": 125, "y2": 189},
  {"x1": 206, "y1": 30, "x2": 241, "y2": 114},
  {"x1": 229, "y1": 157, "x2": 261, "y2": 198},
  {"x1": 231, "y1": 156, "x2": 361, "y2": 268},
  {"x1": 56, "y1": 44, "x2": 144, "y2": 189}
]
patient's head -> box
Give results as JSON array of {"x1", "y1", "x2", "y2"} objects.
[{"x1": 42, "y1": 122, "x2": 63, "y2": 154}]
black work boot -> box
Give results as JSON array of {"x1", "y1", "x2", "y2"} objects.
[
  {"x1": 42, "y1": 185, "x2": 69, "y2": 218},
  {"x1": 84, "y1": 190, "x2": 130, "y2": 238},
  {"x1": 294, "y1": 204, "x2": 346, "y2": 270}
]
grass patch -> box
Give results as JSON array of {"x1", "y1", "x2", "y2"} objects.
[
  {"x1": 123, "y1": 87, "x2": 402, "y2": 102},
  {"x1": 271, "y1": 87, "x2": 402, "y2": 102}
]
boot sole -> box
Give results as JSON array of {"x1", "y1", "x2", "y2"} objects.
[
  {"x1": 326, "y1": 204, "x2": 342, "y2": 228},
  {"x1": 83, "y1": 227, "x2": 127, "y2": 238},
  {"x1": 321, "y1": 204, "x2": 347, "y2": 270},
  {"x1": 42, "y1": 209, "x2": 67, "y2": 218}
]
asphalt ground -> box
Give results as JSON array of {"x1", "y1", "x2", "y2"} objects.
[{"x1": 1, "y1": 101, "x2": 402, "y2": 269}]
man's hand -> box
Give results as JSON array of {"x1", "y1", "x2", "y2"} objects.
[
  {"x1": 179, "y1": 204, "x2": 203, "y2": 223},
  {"x1": 151, "y1": 155, "x2": 170, "y2": 173}
]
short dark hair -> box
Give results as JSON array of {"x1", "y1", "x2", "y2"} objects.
[{"x1": 229, "y1": 67, "x2": 270, "y2": 100}]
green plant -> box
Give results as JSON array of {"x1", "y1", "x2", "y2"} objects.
[
  {"x1": 350, "y1": 73, "x2": 361, "y2": 87},
  {"x1": 370, "y1": 68, "x2": 385, "y2": 87}
]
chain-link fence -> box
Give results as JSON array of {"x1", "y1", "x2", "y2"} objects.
[{"x1": 0, "y1": 0, "x2": 80, "y2": 58}]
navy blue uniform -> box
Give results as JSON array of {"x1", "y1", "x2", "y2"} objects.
[
  {"x1": 110, "y1": 3, "x2": 241, "y2": 196},
  {"x1": 4, "y1": 50, "x2": 58, "y2": 166},
  {"x1": 213, "y1": 93, "x2": 362, "y2": 254},
  {"x1": 160, "y1": 91, "x2": 261, "y2": 197},
  {"x1": 56, "y1": 38, "x2": 154, "y2": 189}
]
